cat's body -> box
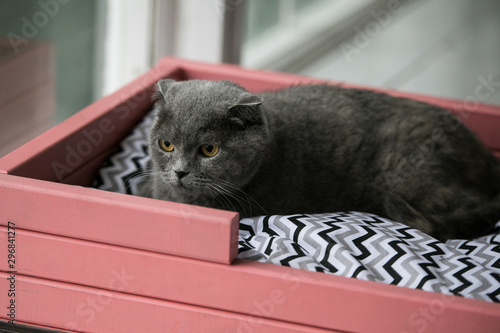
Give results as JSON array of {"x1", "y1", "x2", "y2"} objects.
[{"x1": 144, "y1": 79, "x2": 500, "y2": 240}]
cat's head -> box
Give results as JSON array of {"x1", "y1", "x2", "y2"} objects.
[{"x1": 149, "y1": 79, "x2": 268, "y2": 200}]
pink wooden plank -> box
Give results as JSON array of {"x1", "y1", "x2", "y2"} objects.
[
  {"x1": 2, "y1": 227, "x2": 499, "y2": 333},
  {"x1": 0, "y1": 273, "x2": 334, "y2": 333},
  {"x1": 61, "y1": 147, "x2": 119, "y2": 186},
  {"x1": 0, "y1": 174, "x2": 239, "y2": 264},
  {"x1": 451, "y1": 111, "x2": 500, "y2": 152}
]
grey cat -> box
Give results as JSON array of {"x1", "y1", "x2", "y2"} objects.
[{"x1": 143, "y1": 79, "x2": 500, "y2": 240}]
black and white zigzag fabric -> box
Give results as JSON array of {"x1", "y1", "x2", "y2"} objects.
[
  {"x1": 93, "y1": 110, "x2": 153, "y2": 195},
  {"x1": 93, "y1": 109, "x2": 500, "y2": 303},
  {"x1": 239, "y1": 214, "x2": 500, "y2": 302}
]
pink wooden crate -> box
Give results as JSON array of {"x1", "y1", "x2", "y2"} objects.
[{"x1": 1, "y1": 57, "x2": 499, "y2": 332}]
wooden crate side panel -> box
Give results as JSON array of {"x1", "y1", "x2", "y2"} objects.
[
  {"x1": 0, "y1": 174, "x2": 239, "y2": 264},
  {"x1": 0, "y1": 273, "x2": 335, "y2": 333},
  {"x1": 61, "y1": 147, "x2": 119, "y2": 186},
  {"x1": 452, "y1": 112, "x2": 500, "y2": 153},
  {"x1": 2, "y1": 227, "x2": 499, "y2": 333}
]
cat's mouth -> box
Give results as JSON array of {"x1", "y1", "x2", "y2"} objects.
[
  {"x1": 163, "y1": 174, "x2": 210, "y2": 193},
  {"x1": 173, "y1": 179, "x2": 191, "y2": 189},
  {"x1": 160, "y1": 174, "x2": 192, "y2": 191}
]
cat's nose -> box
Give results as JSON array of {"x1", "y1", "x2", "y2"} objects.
[{"x1": 175, "y1": 170, "x2": 189, "y2": 179}]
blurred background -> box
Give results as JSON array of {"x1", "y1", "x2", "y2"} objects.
[{"x1": 0, "y1": 0, "x2": 499, "y2": 156}]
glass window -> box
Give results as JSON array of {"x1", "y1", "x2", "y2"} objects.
[
  {"x1": 242, "y1": 0, "x2": 500, "y2": 106},
  {"x1": 0, "y1": 0, "x2": 161, "y2": 157},
  {"x1": 241, "y1": 0, "x2": 371, "y2": 70},
  {"x1": 0, "y1": 0, "x2": 99, "y2": 156}
]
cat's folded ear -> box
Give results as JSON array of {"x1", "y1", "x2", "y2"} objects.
[
  {"x1": 152, "y1": 79, "x2": 177, "y2": 102},
  {"x1": 235, "y1": 93, "x2": 264, "y2": 107},
  {"x1": 227, "y1": 93, "x2": 265, "y2": 126}
]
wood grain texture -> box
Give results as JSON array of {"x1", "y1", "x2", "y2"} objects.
[
  {"x1": 0, "y1": 174, "x2": 239, "y2": 264},
  {"x1": 1, "y1": 227, "x2": 499, "y2": 333},
  {"x1": 0, "y1": 272, "x2": 335, "y2": 333}
]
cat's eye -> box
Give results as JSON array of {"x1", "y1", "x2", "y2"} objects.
[
  {"x1": 201, "y1": 144, "x2": 219, "y2": 157},
  {"x1": 159, "y1": 139, "x2": 174, "y2": 152}
]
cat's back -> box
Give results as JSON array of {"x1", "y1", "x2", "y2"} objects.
[
  {"x1": 260, "y1": 84, "x2": 350, "y2": 118},
  {"x1": 258, "y1": 84, "x2": 410, "y2": 149},
  {"x1": 256, "y1": 82, "x2": 500, "y2": 197},
  {"x1": 259, "y1": 84, "x2": 358, "y2": 135},
  {"x1": 258, "y1": 83, "x2": 468, "y2": 141},
  {"x1": 260, "y1": 83, "x2": 431, "y2": 118}
]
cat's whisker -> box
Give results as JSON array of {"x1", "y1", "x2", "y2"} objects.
[
  {"x1": 214, "y1": 184, "x2": 249, "y2": 216},
  {"x1": 214, "y1": 178, "x2": 268, "y2": 216},
  {"x1": 123, "y1": 170, "x2": 153, "y2": 192},
  {"x1": 214, "y1": 183, "x2": 252, "y2": 217},
  {"x1": 212, "y1": 183, "x2": 251, "y2": 215},
  {"x1": 210, "y1": 178, "x2": 267, "y2": 217},
  {"x1": 207, "y1": 183, "x2": 238, "y2": 213},
  {"x1": 204, "y1": 183, "x2": 226, "y2": 208},
  {"x1": 207, "y1": 182, "x2": 240, "y2": 213},
  {"x1": 134, "y1": 170, "x2": 161, "y2": 196},
  {"x1": 204, "y1": 185, "x2": 218, "y2": 207},
  {"x1": 137, "y1": 169, "x2": 177, "y2": 198}
]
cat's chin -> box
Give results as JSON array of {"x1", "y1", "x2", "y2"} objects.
[
  {"x1": 170, "y1": 181, "x2": 206, "y2": 196},
  {"x1": 171, "y1": 181, "x2": 193, "y2": 191},
  {"x1": 168, "y1": 182, "x2": 212, "y2": 205}
]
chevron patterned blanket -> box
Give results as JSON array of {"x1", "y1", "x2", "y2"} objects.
[{"x1": 93, "y1": 110, "x2": 500, "y2": 303}]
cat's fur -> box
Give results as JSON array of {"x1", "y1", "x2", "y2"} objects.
[{"x1": 143, "y1": 79, "x2": 500, "y2": 240}]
